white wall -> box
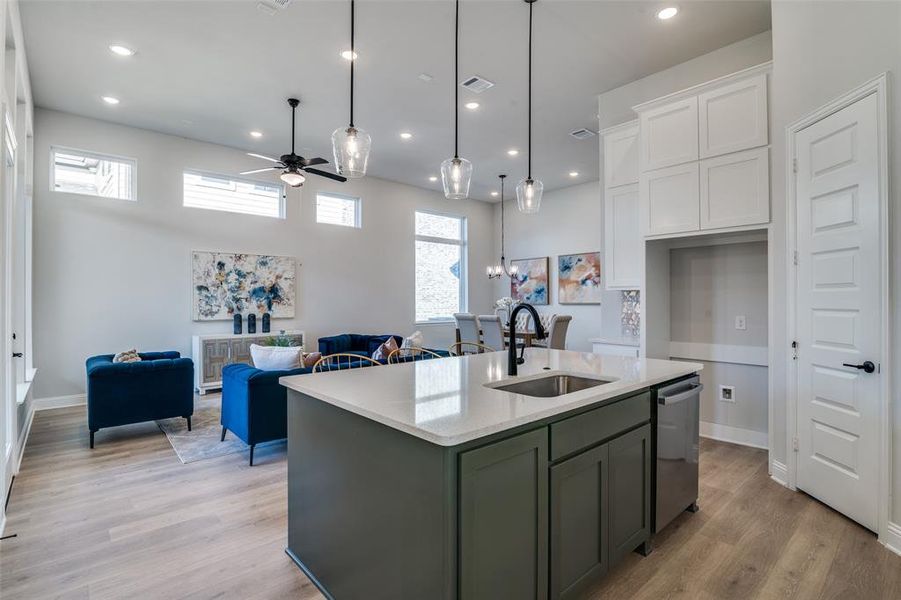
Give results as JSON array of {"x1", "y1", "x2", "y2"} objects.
[
  {"x1": 491, "y1": 181, "x2": 606, "y2": 352},
  {"x1": 32, "y1": 109, "x2": 496, "y2": 399},
  {"x1": 769, "y1": 0, "x2": 901, "y2": 525}
]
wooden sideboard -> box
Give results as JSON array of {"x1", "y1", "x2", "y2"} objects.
[{"x1": 191, "y1": 330, "x2": 305, "y2": 395}]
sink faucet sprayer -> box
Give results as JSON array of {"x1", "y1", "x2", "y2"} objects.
[{"x1": 508, "y1": 303, "x2": 547, "y2": 376}]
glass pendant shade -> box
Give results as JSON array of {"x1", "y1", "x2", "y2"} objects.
[
  {"x1": 280, "y1": 169, "x2": 306, "y2": 187},
  {"x1": 515, "y1": 177, "x2": 543, "y2": 214},
  {"x1": 331, "y1": 125, "x2": 371, "y2": 178},
  {"x1": 440, "y1": 156, "x2": 472, "y2": 200}
]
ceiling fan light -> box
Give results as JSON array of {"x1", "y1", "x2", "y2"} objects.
[
  {"x1": 280, "y1": 169, "x2": 306, "y2": 187},
  {"x1": 440, "y1": 156, "x2": 473, "y2": 200},
  {"x1": 332, "y1": 125, "x2": 370, "y2": 178},
  {"x1": 515, "y1": 177, "x2": 543, "y2": 214}
]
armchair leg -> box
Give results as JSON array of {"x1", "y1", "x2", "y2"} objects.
[
  {"x1": 249, "y1": 444, "x2": 255, "y2": 467},
  {"x1": 220, "y1": 426, "x2": 227, "y2": 442},
  {"x1": 90, "y1": 430, "x2": 96, "y2": 449},
  {"x1": 186, "y1": 416, "x2": 192, "y2": 431}
]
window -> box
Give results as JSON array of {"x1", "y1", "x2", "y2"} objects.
[
  {"x1": 51, "y1": 146, "x2": 136, "y2": 201},
  {"x1": 183, "y1": 170, "x2": 285, "y2": 218},
  {"x1": 415, "y1": 211, "x2": 467, "y2": 323},
  {"x1": 316, "y1": 192, "x2": 361, "y2": 228}
]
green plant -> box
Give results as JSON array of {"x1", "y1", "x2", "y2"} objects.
[{"x1": 263, "y1": 333, "x2": 296, "y2": 347}]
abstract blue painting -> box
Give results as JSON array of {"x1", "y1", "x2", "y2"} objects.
[
  {"x1": 192, "y1": 251, "x2": 295, "y2": 321},
  {"x1": 511, "y1": 257, "x2": 549, "y2": 305}
]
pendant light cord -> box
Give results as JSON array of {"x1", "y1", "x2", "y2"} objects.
[
  {"x1": 527, "y1": 0, "x2": 533, "y2": 179},
  {"x1": 500, "y1": 175, "x2": 506, "y2": 262},
  {"x1": 349, "y1": 0, "x2": 355, "y2": 128},
  {"x1": 454, "y1": 0, "x2": 460, "y2": 159}
]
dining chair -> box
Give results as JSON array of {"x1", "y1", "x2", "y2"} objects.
[
  {"x1": 478, "y1": 315, "x2": 505, "y2": 350},
  {"x1": 454, "y1": 313, "x2": 481, "y2": 345},
  {"x1": 313, "y1": 353, "x2": 382, "y2": 372},
  {"x1": 448, "y1": 341, "x2": 496, "y2": 356},
  {"x1": 539, "y1": 315, "x2": 572, "y2": 350},
  {"x1": 387, "y1": 347, "x2": 443, "y2": 364}
]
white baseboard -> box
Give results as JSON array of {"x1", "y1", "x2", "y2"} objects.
[
  {"x1": 769, "y1": 459, "x2": 789, "y2": 487},
  {"x1": 14, "y1": 401, "x2": 35, "y2": 474},
  {"x1": 700, "y1": 420, "x2": 768, "y2": 450},
  {"x1": 0, "y1": 511, "x2": 6, "y2": 538},
  {"x1": 882, "y1": 522, "x2": 901, "y2": 557},
  {"x1": 33, "y1": 394, "x2": 86, "y2": 411}
]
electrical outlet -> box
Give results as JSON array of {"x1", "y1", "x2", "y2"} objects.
[
  {"x1": 734, "y1": 315, "x2": 747, "y2": 331},
  {"x1": 719, "y1": 385, "x2": 736, "y2": 403}
]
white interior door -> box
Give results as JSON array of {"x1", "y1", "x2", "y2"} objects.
[{"x1": 795, "y1": 91, "x2": 881, "y2": 531}]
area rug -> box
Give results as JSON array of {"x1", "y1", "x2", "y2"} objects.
[{"x1": 156, "y1": 395, "x2": 285, "y2": 464}]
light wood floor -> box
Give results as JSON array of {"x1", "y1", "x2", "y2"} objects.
[{"x1": 2, "y1": 406, "x2": 900, "y2": 599}]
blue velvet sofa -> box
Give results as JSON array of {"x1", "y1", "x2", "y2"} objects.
[
  {"x1": 86, "y1": 351, "x2": 194, "y2": 448},
  {"x1": 318, "y1": 333, "x2": 404, "y2": 357}
]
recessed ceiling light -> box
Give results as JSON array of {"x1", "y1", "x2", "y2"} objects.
[
  {"x1": 250, "y1": 131, "x2": 263, "y2": 138},
  {"x1": 341, "y1": 50, "x2": 358, "y2": 61},
  {"x1": 429, "y1": 176, "x2": 438, "y2": 182},
  {"x1": 108, "y1": 44, "x2": 135, "y2": 57},
  {"x1": 418, "y1": 73, "x2": 434, "y2": 82},
  {"x1": 656, "y1": 6, "x2": 679, "y2": 20},
  {"x1": 101, "y1": 96, "x2": 120, "y2": 105},
  {"x1": 465, "y1": 101, "x2": 480, "y2": 110},
  {"x1": 569, "y1": 171, "x2": 579, "y2": 177},
  {"x1": 507, "y1": 149, "x2": 519, "y2": 156},
  {"x1": 400, "y1": 132, "x2": 413, "y2": 140},
  {"x1": 490, "y1": 191, "x2": 499, "y2": 197}
]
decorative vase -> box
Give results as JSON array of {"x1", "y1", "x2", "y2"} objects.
[
  {"x1": 247, "y1": 314, "x2": 257, "y2": 334},
  {"x1": 262, "y1": 312, "x2": 271, "y2": 333},
  {"x1": 233, "y1": 314, "x2": 243, "y2": 335}
]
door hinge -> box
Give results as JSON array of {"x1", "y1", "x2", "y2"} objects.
[
  {"x1": 791, "y1": 340, "x2": 798, "y2": 360},
  {"x1": 793, "y1": 251, "x2": 799, "y2": 266},
  {"x1": 793, "y1": 158, "x2": 798, "y2": 174},
  {"x1": 792, "y1": 437, "x2": 799, "y2": 452}
]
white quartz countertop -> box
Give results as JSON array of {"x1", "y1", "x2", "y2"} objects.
[
  {"x1": 280, "y1": 349, "x2": 702, "y2": 447},
  {"x1": 589, "y1": 337, "x2": 641, "y2": 347}
]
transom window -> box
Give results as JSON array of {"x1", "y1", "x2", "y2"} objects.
[
  {"x1": 316, "y1": 192, "x2": 361, "y2": 228},
  {"x1": 183, "y1": 170, "x2": 285, "y2": 218},
  {"x1": 415, "y1": 211, "x2": 467, "y2": 323},
  {"x1": 51, "y1": 146, "x2": 136, "y2": 201}
]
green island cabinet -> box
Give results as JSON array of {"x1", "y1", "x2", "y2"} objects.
[{"x1": 286, "y1": 387, "x2": 656, "y2": 600}]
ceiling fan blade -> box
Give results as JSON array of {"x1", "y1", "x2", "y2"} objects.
[
  {"x1": 240, "y1": 167, "x2": 281, "y2": 175},
  {"x1": 304, "y1": 167, "x2": 347, "y2": 183},
  {"x1": 301, "y1": 157, "x2": 329, "y2": 167},
  {"x1": 247, "y1": 152, "x2": 282, "y2": 164}
]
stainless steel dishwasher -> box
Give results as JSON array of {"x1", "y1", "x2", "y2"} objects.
[{"x1": 655, "y1": 375, "x2": 702, "y2": 533}]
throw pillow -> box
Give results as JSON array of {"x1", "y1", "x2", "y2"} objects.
[
  {"x1": 401, "y1": 330, "x2": 424, "y2": 350},
  {"x1": 372, "y1": 336, "x2": 399, "y2": 361},
  {"x1": 250, "y1": 344, "x2": 303, "y2": 371},
  {"x1": 302, "y1": 352, "x2": 322, "y2": 368},
  {"x1": 113, "y1": 349, "x2": 141, "y2": 363}
]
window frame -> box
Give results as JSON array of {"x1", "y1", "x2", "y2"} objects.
[
  {"x1": 50, "y1": 145, "x2": 137, "y2": 201},
  {"x1": 315, "y1": 191, "x2": 362, "y2": 229},
  {"x1": 182, "y1": 168, "x2": 286, "y2": 219},
  {"x1": 413, "y1": 209, "x2": 468, "y2": 325}
]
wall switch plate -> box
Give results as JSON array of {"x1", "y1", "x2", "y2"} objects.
[
  {"x1": 719, "y1": 385, "x2": 736, "y2": 403},
  {"x1": 734, "y1": 315, "x2": 747, "y2": 330}
]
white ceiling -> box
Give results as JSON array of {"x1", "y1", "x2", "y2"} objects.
[{"x1": 20, "y1": 0, "x2": 771, "y2": 201}]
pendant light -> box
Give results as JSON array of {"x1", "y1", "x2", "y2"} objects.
[
  {"x1": 440, "y1": 0, "x2": 473, "y2": 200},
  {"x1": 487, "y1": 175, "x2": 520, "y2": 279},
  {"x1": 332, "y1": 0, "x2": 371, "y2": 178},
  {"x1": 516, "y1": 0, "x2": 543, "y2": 213}
]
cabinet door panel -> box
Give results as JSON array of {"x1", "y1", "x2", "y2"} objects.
[
  {"x1": 550, "y1": 444, "x2": 609, "y2": 600},
  {"x1": 640, "y1": 162, "x2": 700, "y2": 236},
  {"x1": 609, "y1": 424, "x2": 651, "y2": 563},
  {"x1": 700, "y1": 147, "x2": 770, "y2": 230},
  {"x1": 699, "y1": 74, "x2": 768, "y2": 158},
  {"x1": 460, "y1": 429, "x2": 548, "y2": 600},
  {"x1": 201, "y1": 340, "x2": 230, "y2": 384},
  {"x1": 639, "y1": 97, "x2": 698, "y2": 171},
  {"x1": 604, "y1": 124, "x2": 639, "y2": 188},
  {"x1": 605, "y1": 183, "x2": 641, "y2": 289}
]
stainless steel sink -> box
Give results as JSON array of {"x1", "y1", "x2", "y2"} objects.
[{"x1": 490, "y1": 374, "x2": 615, "y2": 398}]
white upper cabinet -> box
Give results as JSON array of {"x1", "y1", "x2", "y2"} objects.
[
  {"x1": 700, "y1": 147, "x2": 770, "y2": 230},
  {"x1": 698, "y1": 74, "x2": 768, "y2": 158},
  {"x1": 638, "y1": 97, "x2": 698, "y2": 171},
  {"x1": 640, "y1": 162, "x2": 700, "y2": 236},
  {"x1": 605, "y1": 183, "x2": 641, "y2": 289},
  {"x1": 604, "y1": 123, "x2": 639, "y2": 188}
]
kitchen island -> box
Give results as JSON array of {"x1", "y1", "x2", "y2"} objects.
[{"x1": 280, "y1": 348, "x2": 701, "y2": 600}]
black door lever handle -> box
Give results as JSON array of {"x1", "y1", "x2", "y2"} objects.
[
  {"x1": 843, "y1": 361, "x2": 876, "y2": 374},
  {"x1": 11, "y1": 352, "x2": 23, "y2": 358}
]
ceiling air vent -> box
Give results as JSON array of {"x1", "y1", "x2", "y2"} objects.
[
  {"x1": 569, "y1": 128, "x2": 597, "y2": 140},
  {"x1": 460, "y1": 75, "x2": 495, "y2": 94},
  {"x1": 257, "y1": 0, "x2": 291, "y2": 15}
]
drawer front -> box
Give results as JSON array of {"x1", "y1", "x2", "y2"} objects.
[{"x1": 550, "y1": 392, "x2": 650, "y2": 461}]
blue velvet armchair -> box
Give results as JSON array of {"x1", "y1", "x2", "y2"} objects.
[
  {"x1": 318, "y1": 334, "x2": 403, "y2": 358},
  {"x1": 86, "y1": 351, "x2": 194, "y2": 448},
  {"x1": 220, "y1": 363, "x2": 312, "y2": 465}
]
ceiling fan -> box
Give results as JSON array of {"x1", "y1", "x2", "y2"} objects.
[{"x1": 240, "y1": 98, "x2": 347, "y2": 187}]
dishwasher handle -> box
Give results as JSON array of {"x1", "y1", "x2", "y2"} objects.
[{"x1": 659, "y1": 383, "x2": 704, "y2": 406}]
